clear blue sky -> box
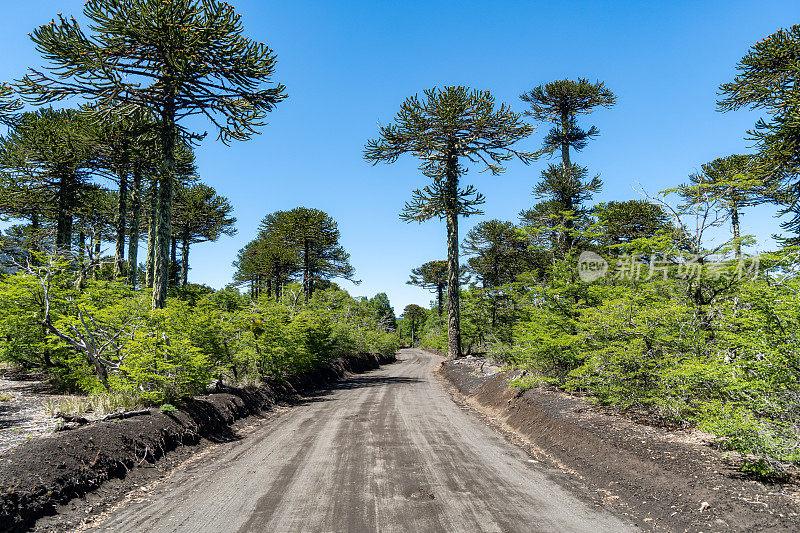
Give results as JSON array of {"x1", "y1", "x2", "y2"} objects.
[{"x1": 1, "y1": 1, "x2": 797, "y2": 313}]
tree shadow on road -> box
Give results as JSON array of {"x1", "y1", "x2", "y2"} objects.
[{"x1": 298, "y1": 374, "x2": 422, "y2": 404}]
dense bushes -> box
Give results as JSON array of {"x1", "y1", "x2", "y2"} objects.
[
  {"x1": 496, "y1": 253, "x2": 800, "y2": 476},
  {"x1": 0, "y1": 264, "x2": 400, "y2": 405}
]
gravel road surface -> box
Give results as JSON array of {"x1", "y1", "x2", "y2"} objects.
[{"x1": 89, "y1": 349, "x2": 635, "y2": 533}]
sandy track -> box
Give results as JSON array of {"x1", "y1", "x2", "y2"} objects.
[{"x1": 89, "y1": 349, "x2": 635, "y2": 533}]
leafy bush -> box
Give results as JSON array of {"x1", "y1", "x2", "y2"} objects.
[{"x1": 0, "y1": 268, "x2": 400, "y2": 406}]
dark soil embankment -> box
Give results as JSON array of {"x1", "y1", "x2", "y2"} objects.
[
  {"x1": 0, "y1": 352, "x2": 395, "y2": 532},
  {"x1": 439, "y1": 358, "x2": 800, "y2": 532}
]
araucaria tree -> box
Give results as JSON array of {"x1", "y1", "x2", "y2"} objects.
[
  {"x1": 407, "y1": 260, "x2": 469, "y2": 316},
  {"x1": 365, "y1": 86, "x2": 534, "y2": 358},
  {"x1": 718, "y1": 25, "x2": 800, "y2": 245},
  {"x1": 233, "y1": 208, "x2": 355, "y2": 301},
  {"x1": 408, "y1": 260, "x2": 448, "y2": 316},
  {"x1": 685, "y1": 155, "x2": 761, "y2": 256},
  {"x1": 172, "y1": 183, "x2": 237, "y2": 286},
  {"x1": 20, "y1": 0, "x2": 287, "y2": 309},
  {"x1": 0, "y1": 83, "x2": 21, "y2": 127},
  {"x1": 0, "y1": 108, "x2": 99, "y2": 251},
  {"x1": 520, "y1": 79, "x2": 615, "y2": 253}
]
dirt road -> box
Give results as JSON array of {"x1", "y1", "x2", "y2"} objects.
[{"x1": 89, "y1": 349, "x2": 635, "y2": 533}]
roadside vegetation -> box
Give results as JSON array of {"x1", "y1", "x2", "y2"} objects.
[
  {"x1": 0, "y1": 1, "x2": 399, "y2": 413},
  {"x1": 390, "y1": 28, "x2": 800, "y2": 478},
  {"x1": 0, "y1": 0, "x2": 796, "y2": 482}
]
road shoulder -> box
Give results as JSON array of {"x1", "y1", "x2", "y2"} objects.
[{"x1": 436, "y1": 356, "x2": 800, "y2": 532}]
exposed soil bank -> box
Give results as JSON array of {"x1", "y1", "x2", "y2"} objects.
[
  {"x1": 439, "y1": 358, "x2": 800, "y2": 532},
  {"x1": 0, "y1": 352, "x2": 395, "y2": 532}
]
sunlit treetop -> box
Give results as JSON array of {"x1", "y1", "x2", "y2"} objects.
[
  {"x1": 0, "y1": 83, "x2": 22, "y2": 128},
  {"x1": 365, "y1": 86, "x2": 535, "y2": 222},
  {"x1": 520, "y1": 79, "x2": 616, "y2": 159},
  {"x1": 718, "y1": 25, "x2": 800, "y2": 180},
  {"x1": 18, "y1": 0, "x2": 287, "y2": 144},
  {"x1": 365, "y1": 86, "x2": 535, "y2": 177}
]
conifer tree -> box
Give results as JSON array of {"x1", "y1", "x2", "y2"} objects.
[
  {"x1": 366, "y1": 86, "x2": 534, "y2": 358},
  {"x1": 407, "y1": 260, "x2": 469, "y2": 316},
  {"x1": 684, "y1": 155, "x2": 761, "y2": 257},
  {"x1": 520, "y1": 79, "x2": 615, "y2": 253},
  {"x1": 273, "y1": 207, "x2": 356, "y2": 301},
  {"x1": 719, "y1": 25, "x2": 800, "y2": 184},
  {"x1": 0, "y1": 83, "x2": 21, "y2": 128},
  {"x1": 172, "y1": 182, "x2": 236, "y2": 286},
  {"x1": 20, "y1": 0, "x2": 287, "y2": 308},
  {"x1": 0, "y1": 108, "x2": 99, "y2": 251},
  {"x1": 401, "y1": 304, "x2": 427, "y2": 345}
]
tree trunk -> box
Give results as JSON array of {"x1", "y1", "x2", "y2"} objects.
[
  {"x1": 93, "y1": 232, "x2": 101, "y2": 280},
  {"x1": 437, "y1": 283, "x2": 443, "y2": 316},
  {"x1": 145, "y1": 179, "x2": 157, "y2": 288},
  {"x1": 560, "y1": 109, "x2": 575, "y2": 254},
  {"x1": 170, "y1": 237, "x2": 178, "y2": 284},
  {"x1": 731, "y1": 201, "x2": 741, "y2": 259},
  {"x1": 30, "y1": 212, "x2": 40, "y2": 252},
  {"x1": 128, "y1": 165, "x2": 142, "y2": 288},
  {"x1": 55, "y1": 171, "x2": 73, "y2": 251},
  {"x1": 444, "y1": 150, "x2": 462, "y2": 359},
  {"x1": 76, "y1": 231, "x2": 86, "y2": 289},
  {"x1": 560, "y1": 108, "x2": 571, "y2": 168},
  {"x1": 114, "y1": 144, "x2": 128, "y2": 278},
  {"x1": 152, "y1": 95, "x2": 176, "y2": 310},
  {"x1": 303, "y1": 238, "x2": 311, "y2": 301},
  {"x1": 181, "y1": 232, "x2": 190, "y2": 287}
]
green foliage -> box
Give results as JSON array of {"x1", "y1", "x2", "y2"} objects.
[
  {"x1": 505, "y1": 253, "x2": 800, "y2": 475},
  {"x1": 234, "y1": 208, "x2": 356, "y2": 302},
  {"x1": 0, "y1": 262, "x2": 399, "y2": 405}
]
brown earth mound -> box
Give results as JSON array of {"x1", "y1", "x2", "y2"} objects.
[
  {"x1": 0, "y1": 352, "x2": 395, "y2": 532},
  {"x1": 439, "y1": 358, "x2": 800, "y2": 532}
]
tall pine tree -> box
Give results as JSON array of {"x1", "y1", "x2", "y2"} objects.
[
  {"x1": 20, "y1": 0, "x2": 287, "y2": 308},
  {"x1": 366, "y1": 86, "x2": 534, "y2": 358}
]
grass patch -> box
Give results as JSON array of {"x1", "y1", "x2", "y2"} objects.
[{"x1": 44, "y1": 391, "x2": 143, "y2": 417}]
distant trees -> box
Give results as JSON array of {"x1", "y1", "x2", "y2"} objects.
[
  {"x1": 233, "y1": 208, "x2": 356, "y2": 301},
  {"x1": 401, "y1": 304, "x2": 427, "y2": 345},
  {"x1": 592, "y1": 200, "x2": 676, "y2": 252},
  {"x1": 20, "y1": 0, "x2": 287, "y2": 308},
  {"x1": 407, "y1": 260, "x2": 469, "y2": 316},
  {"x1": 172, "y1": 183, "x2": 237, "y2": 286},
  {"x1": 683, "y1": 155, "x2": 762, "y2": 256},
  {"x1": 366, "y1": 86, "x2": 534, "y2": 358}
]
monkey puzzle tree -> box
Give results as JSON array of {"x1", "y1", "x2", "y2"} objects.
[
  {"x1": 272, "y1": 207, "x2": 356, "y2": 301},
  {"x1": 0, "y1": 108, "x2": 99, "y2": 251},
  {"x1": 520, "y1": 164, "x2": 603, "y2": 254},
  {"x1": 20, "y1": 0, "x2": 287, "y2": 308},
  {"x1": 520, "y1": 79, "x2": 615, "y2": 253},
  {"x1": 719, "y1": 25, "x2": 800, "y2": 184},
  {"x1": 93, "y1": 110, "x2": 158, "y2": 279},
  {"x1": 172, "y1": 182, "x2": 237, "y2": 286},
  {"x1": 365, "y1": 86, "x2": 534, "y2": 358},
  {"x1": 407, "y1": 260, "x2": 469, "y2": 317},
  {"x1": 401, "y1": 304, "x2": 427, "y2": 346},
  {"x1": 0, "y1": 83, "x2": 21, "y2": 128},
  {"x1": 592, "y1": 200, "x2": 676, "y2": 253},
  {"x1": 683, "y1": 155, "x2": 762, "y2": 257}
]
